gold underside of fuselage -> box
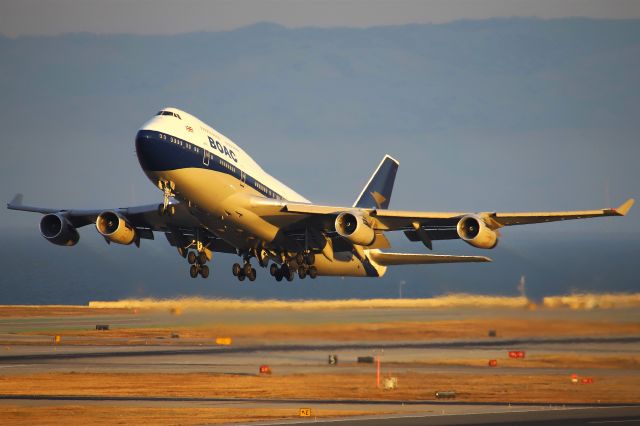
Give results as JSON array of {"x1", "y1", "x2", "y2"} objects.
[{"x1": 146, "y1": 167, "x2": 384, "y2": 277}]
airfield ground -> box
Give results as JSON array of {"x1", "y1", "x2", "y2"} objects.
[{"x1": 0, "y1": 297, "x2": 638, "y2": 424}]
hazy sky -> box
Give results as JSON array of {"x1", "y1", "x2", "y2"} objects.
[{"x1": 2, "y1": 0, "x2": 640, "y2": 37}]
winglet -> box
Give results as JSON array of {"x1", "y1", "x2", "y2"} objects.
[
  {"x1": 614, "y1": 198, "x2": 635, "y2": 216},
  {"x1": 7, "y1": 193, "x2": 23, "y2": 208}
]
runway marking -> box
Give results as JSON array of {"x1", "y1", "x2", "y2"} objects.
[
  {"x1": 0, "y1": 364, "x2": 29, "y2": 369},
  {"x1": 590, "y1": 420, "x2": 640, "y2": 424}
]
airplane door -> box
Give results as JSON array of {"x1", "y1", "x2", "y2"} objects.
[
  {"x1": 203, "y1": 149, "x2": 210, "y2": 166},
  {"x1": 240, "y1": 170, "x2": 246, "y2": 187}
]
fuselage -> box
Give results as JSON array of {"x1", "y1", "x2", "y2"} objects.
[{"x1": 135, "y1": 107, "x2": 380, "y2": 277}]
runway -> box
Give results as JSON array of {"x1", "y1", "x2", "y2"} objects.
[
  {"x1": 0, "y1": 395, "x2": 637, "y2": 425},
  {"x1": 1, "y1": 304, "x2": 638, "y2": 424},
  {"x1": 251, "y1": 406, "x2": 640, "y2": 425}
]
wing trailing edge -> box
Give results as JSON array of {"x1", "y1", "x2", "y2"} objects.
[{"x1": 369, "y1": 251, "x2": 492, "y2": 266}]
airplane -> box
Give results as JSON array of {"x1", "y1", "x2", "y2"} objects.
[{"x1": 7, "y1": 107, "x2": 635, "y2": 282}]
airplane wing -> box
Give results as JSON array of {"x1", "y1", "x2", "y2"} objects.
[
  {"x1": 7, "y1": 193, "x2": 199, "y2": 231},
  {"x1": 6, "y1": 193, "x2": 237, "y2": 253},
  {"x1": 279, "y1": 197, "x2": 634, "y2": 249},
  {"x1": 284, "y1": 198, "x2": 634, "y2": 230}
]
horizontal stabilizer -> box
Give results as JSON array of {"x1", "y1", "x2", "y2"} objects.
[{"x1": 369, "y1": 251, "x2": 492, "y2": 266}]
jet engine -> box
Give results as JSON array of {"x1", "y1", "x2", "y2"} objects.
[
  {"x1": 96, "y1": 211, "x2": 137, "y2": 245},
  {"x1": 39, "y1": 214, "x2": 79, "y2": 246},
  {"x1": 456, "y1": 215, "x2": 499, "y2": 249},
  {"x1": 335, "y1": 212, "x2": 376, "y2": 246}
]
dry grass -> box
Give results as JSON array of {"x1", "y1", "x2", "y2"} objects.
[
  {"x1": 0, "y1": 372, "x2": 637, "y2": 404},
  {"x1": 3, "y1": 293, "x2": 639, "y2": 320},
  {"x1": 404, "y1": 354, "x2": 640, "y2": 370},
  {"x1": 88, "y1": 295, "x2": 533, "y2": 310},
  {"x1": 0, "y1": 405, "x2": 373, "y2": 426},
  {"x1": 543, "y1": 293, "x2": 640, "y2": 310},
  {"x1": 87, "y1": 292, "x2": 640, "y2": 311},
  {"x1": 0, "y1": 306, "x2": 134, "y2": 318}
]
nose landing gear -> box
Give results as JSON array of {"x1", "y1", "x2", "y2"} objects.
[{"x1": 157, "y1": 180, "x2": 176, "y2": 216}]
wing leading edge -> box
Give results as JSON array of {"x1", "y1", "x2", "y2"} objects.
[{"x1": 283, "y1": 198, "x2": 635, "y2": 231}]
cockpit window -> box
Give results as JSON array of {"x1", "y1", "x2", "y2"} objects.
[{"x1": 156, "y1": 111, "x2": 181, "y2": 119}]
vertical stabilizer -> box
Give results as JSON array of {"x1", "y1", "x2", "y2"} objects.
[{"x1": 353, "y1": 155, "x2": 399, "y2": 210}]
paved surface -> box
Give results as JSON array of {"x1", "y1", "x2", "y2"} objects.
[
  {"x1": 1, "y1": 307, "x2": 639, "y2": 424},
  {"x1": 0, "y1": 396, "x2": 637, "y2": 425},
  {"x1": 1, "y1": 338, "x2": 639, "y2": 377},
  {"x1": 248, "y1": 406, "x2": 640, "y2": 425}
]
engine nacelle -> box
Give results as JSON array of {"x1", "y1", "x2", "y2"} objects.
[
  {"x1": 456, "y1": 215, "x2": 499, "y2": 249},
  {"x1": 335, "y1": 212, "x2": 376, "y2": 246},
  {"x1": 39, "y1": 214, "x2": 79, "y2": 246},
  {"x1": 96, "y1": 211, "x2": 136, "y2": 245}
]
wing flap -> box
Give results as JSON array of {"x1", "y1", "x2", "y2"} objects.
[
  {"x1": 372, "y1": 209, "x2": 465, "y2": 220},
  {"x1": 283, "y1": 203, "x2": 344, "y2": 215},
  {"x1": 369, "y1": 251, "x2": 492, "y2": 266}
]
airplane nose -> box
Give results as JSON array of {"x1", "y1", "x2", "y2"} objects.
[
  {"x1": 135, "y1": 130, "x2": 157, "y2": 172},
  {"x1": 135, "y1": 129, "x2": 191, "y2": 173}
]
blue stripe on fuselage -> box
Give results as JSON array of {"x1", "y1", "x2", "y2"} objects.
[{"x1": 135, "y1": 130, "x2": 283, "y2": 200}]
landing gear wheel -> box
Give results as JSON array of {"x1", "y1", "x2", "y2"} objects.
[
  {"x1": 308, "y1": 266, "x2": 318, "y2": 279},
  {"x1": 269, "y1": 264, "x2": 278, "y2": 276},
  {"x1": 298, "y1": 266, "x2": 307, "y2": 279},
  {"x1": 275, "y1": 269, "x2": 283, "y2": 282},
  {"x1": 200, "y1": 265, "x2": 209, "y2": 278},
  {"x1": 286, "y1": 268, "x2": 295, "y2": 282},
  {"x1": 232, "y1": 263, "x2": 242, "y2": 277},
  {"x1": 305, "y1": 252, "x2": 315, "y2": 266},
  {"x1": 157, "y1": 204, "x2": 165, "y2": 216},
  {"x1": 189, "y1": 265, "x2": 198, "y2": 278},
  {"x1": 187, "y1": 251, "x2": 197, "y2": 265},
  {"x1": 168, "y1": 205, "x2": 176, "y2": 216},
  {"x1": 243, "y1": 263, "x2": 252, "y2": 276},
  {"x1": 177, "y1": 247, "x2": 187, "y2": 258},
  {"x1": 197, "y1": 252, "x2": 208, "y2": 265},
  {"x1": 295, "y1": 253, "x2": 305, "y2": 265},
  {"x1": 238, "y1": 273, "x2": 246, "y2": 282},
  {"x1": 247, "y1": 268, "x2": 256, "y2": 281}
]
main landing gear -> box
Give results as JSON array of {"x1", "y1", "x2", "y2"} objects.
[
  {"x1": 187, "y1": 249, "x2": 209, "y2": 279},
  {"x1": 232, "y1": 258, "x2": 256, "y2": 282},
  {"x1": 230, "y1": 250, "x2": 318, "y2": 282},
  {"x1": 268, "y1": 251, "x2": 317, "y2": 282},
  {"x1": 179, "y1": 229, "x2": 212, "y2": 279}
]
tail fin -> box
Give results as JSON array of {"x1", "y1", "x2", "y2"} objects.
[{"x1": 353, "y1": 155, "x2": 399, "y2": 210}]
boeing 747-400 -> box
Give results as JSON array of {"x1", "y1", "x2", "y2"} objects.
[{"x1": 7, "y1": 108, "x2": 634, "y2": 281}]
